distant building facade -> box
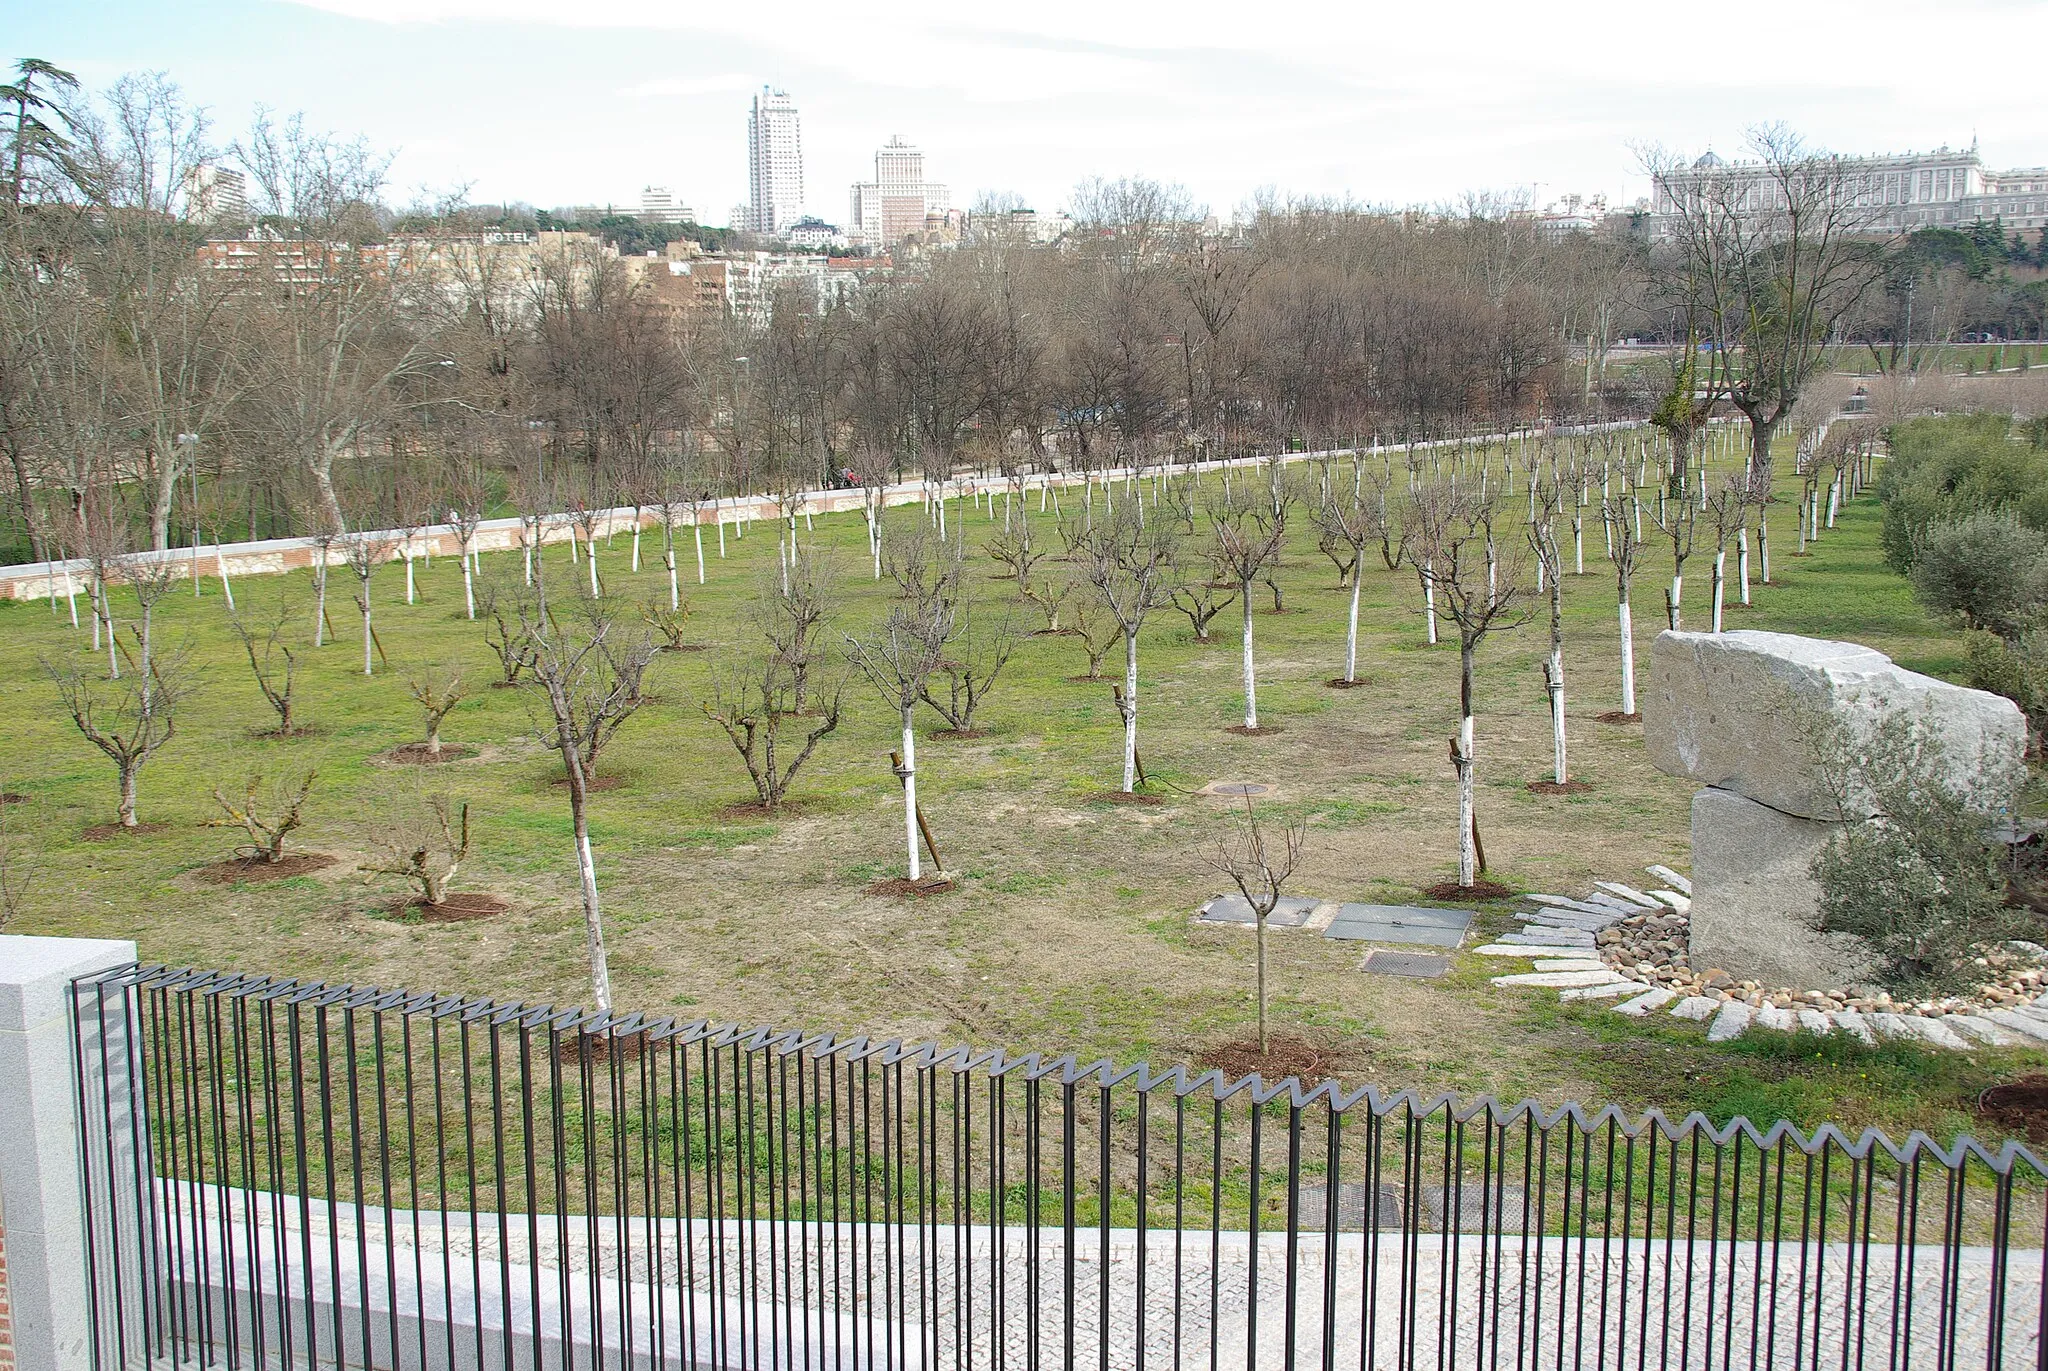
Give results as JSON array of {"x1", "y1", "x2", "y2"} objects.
[
  {"x1": 1652, "y1": 144, "x2": 2048, "y2": 236},
  {"x1": 783, "y1": 217, "x2": 849, "y2": 252},
  {"x1": 637, "y1": 185, "x2": 696, "y2": 223},
  {"x1": 747, "y1": 88, "x2": 804, "y2": 234},
  {"x1": 848, "y1": 137, "x2": 948, "y2": 249},
  {"x1": 181, "y1": 164, "x2": 247, "y2": 224}
]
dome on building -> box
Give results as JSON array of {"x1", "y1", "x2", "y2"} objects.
[{"x1": 1693, "y1": 150, "x2": 1725, "y2": 170}]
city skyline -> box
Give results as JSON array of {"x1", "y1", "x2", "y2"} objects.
[{"x1": 11, "y1": 0, "x2": 2048, "y2": 226}]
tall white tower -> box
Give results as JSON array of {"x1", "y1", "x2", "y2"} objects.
[{"x1": 747, "y1": 88, "x2": 803, "y2": 234}]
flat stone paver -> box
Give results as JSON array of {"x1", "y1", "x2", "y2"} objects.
[
  {"x1": 1593, "y1": 881, "x2": 1661, "y2": 909},
  {"x1": 1670, "y1": 996, "x2": 1719, "y2": 1021},
  {"x1": 1502, "y1": 928, "x2": 1595, "y2": 946},
  {"x1": 1528, "y1": 894, "x2": 1615, "y2": 916},
  {"x1": 1707, "y1": 1001, "x2": 1753, "y2": 1041},
  {"x1": 1322, "y1": 903, "x2": 1473, "y2": 948},
  {"x1": 1532, "y1": 958, "x2": 1606, "y2": 973},
  {"x1": 1560, "y1": 980, "x2": 1646, "y2": 1002},
  {"x1": 1946, "y1": 1015, "x2": 2021, "y2": 1047},
  {"x1": 1832, "y1": 1010, "x2": 1876, "y2": 1044},
  {"x1": 1472, "y1": 944, "x2": 1588, "y2": 958},
  {"x1": 1872, "y1": 1013, "x2": 1968, "y2": 1051},
  {"x1": 1492, "y1": 969, "x2": 1622, "y2": 989},
  {"x1": 1614, "y1": 987, "x2": 1677, "y2": 1016},
  {"x1": 1986, "y1": 1010, "x2": 2048, "y2": 1042},
  {"x1": 1796, "y1": 1009, "x2": 1833, "y2": 1035},
  {"x1": 1754, "y1": 1004, "x2": 1794, "y2": 1032},
  {"x1": 1645, "y1": 864, "x2": 1692, "y2": 895}
]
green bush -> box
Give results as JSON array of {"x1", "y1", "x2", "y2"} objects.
[
  {"x1": 1807, "y1": 717, "x2": 2031, "y2": 996},
  {"x1": 1964, "y1": 629, "x2": 2048, "y2": 742},
  {"x1": 1907, "y1": 512, "x2": 2048, "y2": 639},
  {"x1": 1877, "y1": 413, "x2": 2048, "y2": 572}
]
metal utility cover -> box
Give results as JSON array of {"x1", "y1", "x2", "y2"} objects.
[
  {"x1": 1323, "y1": 903, "x2": 1473, "y2": 948},
  {"x1": 1198, "y1": 893, "x2": 1320, "y2": 927},
  {"x1": 1200, "y1": 781, "x2": 1277, "y2": 798},
  {"x1": 1360, "y1": 949, "x2": 1452, "y2": 978}
]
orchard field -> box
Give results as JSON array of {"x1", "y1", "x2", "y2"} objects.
[{"x1": 1, "y1": 434, "x2": 2036, "y2": 1143}]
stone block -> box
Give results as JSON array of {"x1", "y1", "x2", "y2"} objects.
[
  {"x1": 1645, "y1": 630, "x2": 2025, "y2": 819},
  {"x1": 1690, "y1": 787, "x2": 1877, "y2": 988}
]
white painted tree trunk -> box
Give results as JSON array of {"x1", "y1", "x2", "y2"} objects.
[
  {"x1": 1456, "y1": 711, "x2": 1477, "y2": 888},
  {"x1": 217, "y1": 549, "x2": 235, "y2": 612},
  {"x1": 631, "y1": 527, "x2": 641, "y2": 573},
  {"x1": 1758, "y1": 516, "x2": 1771, "y2": 584},
  {"x1": 1122, "y1": 630, "x2": 1140, "y2": 792},
  {"x1": 462, "y1": 551, "x2": 475, "y2": 619},
  {"x1": 901, "y1": 706, "x2": 921, "y2": 881},
  {"x1": 572, "y1": 784, "x2": 612, "y2": 1015},
  {"x1": 694, "y1": 523, "x2": 706, "y2": 584},
  {"x1": 361, "y1": 590, "x2": 374, "y2": 676},
  {"x1": 1547, "y1": 649, "x2": 1567, "y2": 784},
  {"x1": 1240, "y1": 587, "x2": 1258, "y2": 728},
  {"x1": 1711, "y1": 549, "x2": 1725, "y2": 632},
  {"x1": 1618, "y1": 599, "x2": 1636, "y2": 715},
  {"x1": 666, "y1": 550, "x2": 679, "y2": 610},
  {"x1": 1737, "y1": 528, "x2": 1751, "y2": 605},
  {"x1": 1422, "y1": 565, "x2": 1438, "y2": 645},
  {"x1": 1573, "y1": 514, "x2": 1584, "y2": 574},
  {"x1": 313, "y1": 565, "x2": 327, "y2": 647},
  {"x1": 588, "y1": 545, "x2": 600, "y2": 597},
  {"x1": 1667, "y1": 573, "x2": 1682, "y2": 630},
  {"x1": 404, "y1": 549, "x2": 415, "y2": 604},
  {"x1": 1344, "y1": 571, "x2": 1363, "y2": 682}
]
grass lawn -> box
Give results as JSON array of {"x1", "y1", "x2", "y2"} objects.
[{"x1": 3, "y1": 437, "x2": 2041, "y2": 1145}]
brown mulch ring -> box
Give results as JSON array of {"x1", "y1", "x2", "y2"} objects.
[
  {"x1": 1324, "y1": 677, "x2": 1372, "y2": 689},
  {"x1": 867, "y1": 876, "x2": 959, "y2": 897},
  {"x1": 382, "y1": 742, "x2": 478, "y2": 765},
  {"x1": 389, "y1": 891, "x2": 511, "y2": 924},
  {"x1": 1197, "y1": 1032, "x2": 1353, "y2": 1086},
  {"x1": 1593, "y1": 711, "x2": 1642, "y2": 725},
  {"x1": 1030, "y1": 627, "x2": 1080, "y2": 637},
  {"x1": 194, "y1": 852, "x2": 338, "y2": 884},
  {"x1": 1225, "y1": 724, "x2": 1285, "y2": 736},
  {"x1": 716, "y1": 799, "x2": 805, "y2": 820},
  {"x1": 1422, "y1": 879, "x2": 1517, "y2": 901},
  {"x1": 1086, "y1": 790, "x2": 1166, "y2": 806},
  {"x1": 1527, "y1": 780, "x2": 1595, "y2": 795},
  {"x1": 83, "y1": 821, "x2": 172, "y2": 841},
  {"x1": 489, "y1": 679, "x2": 522, "y2": 689},
  {"x1": 1066, "y1": 673, "x2": 1111, "y2": 684},
  {"x1": 930, "y1": 728, "x2": 992, "y2": 741},
  {"x1": 658, "y1": 643, "x2": 708, "y2": 652},
  {"x1": 549, "y1": 772, "x2": 627, "y2": 792},
  {"x1": 0, "y1": 791, "x2": 29, "y2": 804},
  {"x1": 555, "y1": 1029, "x2": 649, "y2": 1065},
  {"x1": 251, "y1": 725, "x2": 319, "y2": 739},
  {"x1": 1977, "y1": 1074, "x2": 2048, "y2": 1144}
]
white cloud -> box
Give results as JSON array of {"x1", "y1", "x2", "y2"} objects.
[{"x1": 619, "y1": 73, "x2": 759, "y2": 100}]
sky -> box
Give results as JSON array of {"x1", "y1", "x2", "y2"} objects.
[{"x1": 11, "y1": 0, "x2": 2048, "y2": 228}]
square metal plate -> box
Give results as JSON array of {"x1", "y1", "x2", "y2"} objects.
[
  {"x1": 1197, "y1": 893, "x2": 1321, "y2": 927},
  {"x1": 1323, "y1": 903, "x2": 1474, "y2": 948},
  {"x1": 1360, "y1": 949, "x2": 1452, "y2": 978}
]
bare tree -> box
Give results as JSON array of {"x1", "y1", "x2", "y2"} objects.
[
  {"x1": 0, "y1": 784, "x2": 35, "y2": 927},
  {"x1": 702, "y1": 654, "x2": 844, "y2": 810},
  {"x1": 1412, "y1": 482, "x2": 1532, "y2": 888},
  {"x1": 1212, "y1": 797, "x2": 1307, "y2": 1054},
  {"x1": 1020, "y1": 570, "x2": 1075, "y2": 634},
  {"x1": 339, "y1": 532, "x2": 395, "y2": 676},
  {"x1": 641, "y1": 595, "x2": 695, "y2": 651},
  {"x1": 920, "y1": 595, "x2": 1020, "y2": 735},
  {"x1": 511, "y1": 592, "x2": 656, "y2": 1013},
  {"x1": 228, "y1": 590, "x2": 304, "y2": 735},
  {"x1": 208, "y1": 770, "x2": 316, "y2": 864},
  {"x1": 366, "y1": 792, "x2": 472, "y2": 908},
  {"x1": 1601, "y1": 487, "x2": 1646, "y2": 718},
  {"x1": 1078, "y1": 501, "x2": 1176, "y2": 793},
  {"x1": 761, "y1": 544, "x2": 834, "y2": 715},
  {"x1": 1310, "y1": 491, "x2": 1378, "y2": 684},
  {"x1": 1529, "y1": 468, "x2": 1572, "y2": 786},
  {"x1": 46, "y1": 650, "x2": 188, "y2": 829},
  {"x1": 846, "y1": 601, "x2": 954, "y2": 881},
  {"x1": 1208, "y1": 482, "x2": 1292, "y2": 729},
  {"x1": 406, "y1": 667, "x2": 468, "y2": 758},
  {"x1": 1168, "y1": 540, "x2": 1236, "y2": 645}
]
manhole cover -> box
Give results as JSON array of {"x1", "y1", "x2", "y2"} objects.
[
  {"x1": 1198, "y1": 893, "x2": 1320, "y2": 927},
  {"x1": 1201, "y1": 781, "x2": 1276, "y2": 798},
  {"x1": 1323, "y1": 903, "x2": 1474, "y2": 948},
  {"x1": 1361, "y1": 949, "x2": 1451, "y2": 978}
]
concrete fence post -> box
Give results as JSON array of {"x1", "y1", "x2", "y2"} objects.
[{"x1": 0, "y1": 936, "x2": 138, "y2": 1371}]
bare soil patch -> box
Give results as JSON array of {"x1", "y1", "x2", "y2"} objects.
[
  {"x1": 251, "y1": 725, "x2": 319, "y2": 740},
  {"x1": 1421, "y1": 879, "x2": 1516, "y2": 901},
  {"x1": 1593, "y1": 711, "x2": 1642, "y2": 725},
  {"x1": 1224, "y1": 724, "x2": 1285, "y2": 736},
  {"x1": 1030, "y1": 627, "x2": 1079, "y2": 638},
  {"x1": 1066, "y1": 674, "x2": 1110, "y2": 684},
  {"x1": 194, "y1": 852, "x2": 338, "y2": 884},
  {"x1": 390, "y1": 891, "x2": 510, "y2": 923},
  {"x1": 0, "y1": 791, "x2": 29, "y2": 804},
  {"x1": 930, "y1": 728, "x2": 992, "y2": 741},
  {"x1": 867, "y1": 876, "x2": 959, "y2": 897},
  {"x1": 1978, "y1": 1075, "x2": 2048, "y2": 1144},
  {"x1": 1324, "y1": 677, "x2": 1371, "y2": 689},
  {"x1": 383, "y1": 742, "x2": 478, "y2": 765},
  {"x1": 1526, "y1": 780, "x2": 1595, "y2": 795},
  {"x1": 489, "y1": 679, "x2": 522, "y2": 690},
  {"x1": 1086, "y1": 790, "x2": 1166, "y2": 806},
  {"x1": 1198, "y1": 1031, "x2": 1353, "y2": 1085},
  {"x1": 659, "y1": 643, "x2": 707, "y2": 653},
  {"x1": 83, "y1": 821, "x2": 171, "y2": 841}
]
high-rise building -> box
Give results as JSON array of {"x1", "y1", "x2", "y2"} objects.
[
  {"x1": 747, "y1": 88, "x2": 803, "y2": 234},
  {"x1": 637, "y1": 185, "x2": 696, "y2": 224},
  {"x1": 848, "y1": 137, "x2": 949, "y2": 249},
  {"x1": 181, "y1": 164, "x2": 248, "y2": 224}
]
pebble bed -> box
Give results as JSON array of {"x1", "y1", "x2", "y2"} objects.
[{"x1": 1477, "y1": 866, "x2": 2048, "y2": 1050}]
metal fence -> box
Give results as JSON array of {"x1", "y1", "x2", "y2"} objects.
[{"x1": 69, "y1": 963, "x2": 2048, "y2": 1370}]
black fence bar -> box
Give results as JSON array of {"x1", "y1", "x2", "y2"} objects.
[{"x1": 69, "y1": 963, "x2": 2048, "y2": 1369}]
